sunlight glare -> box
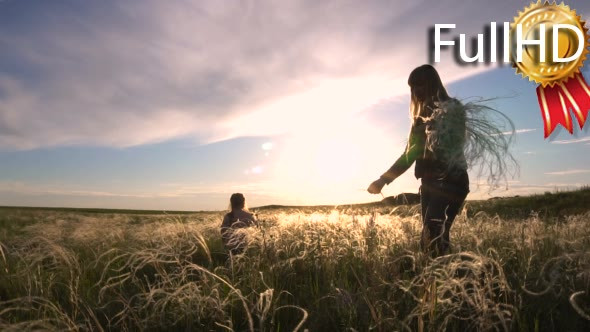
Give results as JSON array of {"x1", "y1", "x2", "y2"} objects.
[{"x1": 274, "y1": 116, "x2": 402, "y2": 204}]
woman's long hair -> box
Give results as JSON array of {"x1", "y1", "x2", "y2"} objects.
[{"x1": 408, "y1": 64, "x2": 451, "y2": 121}]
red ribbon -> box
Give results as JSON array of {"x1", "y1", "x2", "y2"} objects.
[{"x1": 536, "y1": 73, "x2": 590, "y2": 138}]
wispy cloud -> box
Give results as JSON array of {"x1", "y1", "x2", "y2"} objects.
[
  {"x1": 0, "y1": 1, "x2": 531, "y2": 150},
  {"x1": 551, "y1": 137, "x2": 590, "y2": 144},
  {"x1": 0, "y1": 180, "x2": 291, "y2": 210},
  {"x1": 516, "y1": 128, "x2": 537, "y2": 134},
  {"x1": 544, "y1": 169, "x2": 590, "y2": 176},
  {"x1": 501, "y1": 128, "x2": 537, "y2": 135},
  {"x1": 0, "y1": 181, "x2": 154, "y2": 198},
  {"x1": 468, "y1": 181, "x2": 586, "y2": 199},
  {"x1": 0, "y1": 180, "x2": 286, "y2": 200}
]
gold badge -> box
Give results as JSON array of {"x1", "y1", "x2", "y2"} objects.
[
  {"x1": 511, "y1": 1, "x2": 590, "y2": 137},
  {"x1": 512, "y1": 1, "x2": 589, "y2": 86}
]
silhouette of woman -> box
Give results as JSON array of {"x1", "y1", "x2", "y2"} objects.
[
  {"x1": 221, "y1": 193, "x2": 258, "y2": 256},
  {"x1": 368, "y1": 64, "x2": 516, "y2": 257}
]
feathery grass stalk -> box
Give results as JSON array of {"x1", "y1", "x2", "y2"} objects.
[
  {"x1": 0, "y1": 204, "x2": 589, "y2": 330},
  {"x1": 424, "y1": 97, "x2": 518, "y2": 190}
]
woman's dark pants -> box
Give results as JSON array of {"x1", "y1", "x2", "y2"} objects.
[{"x1": 420, "y1": 176, "x2": 469, "y2": 257}]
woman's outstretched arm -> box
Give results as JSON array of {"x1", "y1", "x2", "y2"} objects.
[
  {"x1": 380, "y1": 145, "x2": 416, "y2": 183},
  {"x1": 367, "y1": 122, "x2": 425, "y2": 194}
]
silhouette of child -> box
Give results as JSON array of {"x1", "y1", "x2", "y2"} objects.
[{"x1": 220, "y1": 193, "x2": 257, "y2": 255}]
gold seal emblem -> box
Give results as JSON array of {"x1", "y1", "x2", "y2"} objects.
[{"x1": 511, "y1": 1, "x2": 589, "y2": 87}]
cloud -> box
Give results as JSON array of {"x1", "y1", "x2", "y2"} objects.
[
  {"x1": 551, "y1": 137, "x2": 590, "y2": 144},
  {"x1": 0, "y1": 179, "x2": 285, "y2": 200},
  {"x1": 500, "y1": 128, "x2": 536, "y2": 135},
  {"x1": 515, "y1": 128, "x2": 537, "y2": 134},
  {"x1": 544, "y1": 169, "x2": 590, "y2": 176},
  {"x1": 468, "y1": 181, "x2": 586, "y2": 199},
  {"x1": 0, "y1": 181, "x2": 153, "y2": 198},
  {"x1": 0, "y1": 0, "x2": 537, "y2": 150},
  {"x1": 0, "y1": 180, "x2": 290, "y2": 210}
]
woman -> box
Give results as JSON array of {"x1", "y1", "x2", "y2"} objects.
[
  {"x1": 367, "y1": 64, "x2": 471, "y2": 257},
  {"x1": 220, "y1": 193, "x2": 258, "y2": 256}
]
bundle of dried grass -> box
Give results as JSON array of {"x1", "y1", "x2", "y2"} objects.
[{"x1": 424, "y1": 98, "x2": 518, "y2": 190}]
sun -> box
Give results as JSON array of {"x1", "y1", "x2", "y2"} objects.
[
  {"x1": 273, "y1": 116, "x2": 402, "y2": 203},
  {"x1": 312, "y1": 136, "x2": 362, "y2": 184}
]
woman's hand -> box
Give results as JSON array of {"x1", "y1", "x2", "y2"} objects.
[{"x1": 367, "y1": 178, "x2": 387, "y2": 194}]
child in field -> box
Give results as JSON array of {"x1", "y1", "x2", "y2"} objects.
[
  {"x1": 220, "y1": 193, "x2": 258, "y2": 255},
  {"x1": 368, "y1": 64, "x2": 515, "y2": 257}
]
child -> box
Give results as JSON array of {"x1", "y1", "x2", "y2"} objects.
[{"x1": 220, "y1": 193, "x2": 257, "y2": 255}]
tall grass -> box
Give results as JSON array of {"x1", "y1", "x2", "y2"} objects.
[{"x1": 0, "y1": 207, "x2": 589, "y2": 331}]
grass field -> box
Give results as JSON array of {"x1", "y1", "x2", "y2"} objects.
[{"x1": 1, "y1": 189, "x2": 589, "y2": 331}]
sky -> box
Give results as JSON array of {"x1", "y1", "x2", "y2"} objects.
[{"x1": 1, "y1": 0, "x2": 590, "y2": 211}]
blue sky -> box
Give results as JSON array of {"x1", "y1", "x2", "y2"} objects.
[{"x1": 1, "y1": 0, "x2": 590, "y2": 210}]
